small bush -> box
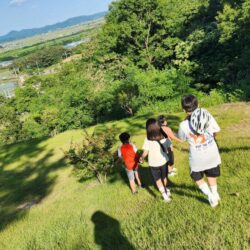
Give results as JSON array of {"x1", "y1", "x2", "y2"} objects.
[
  {"x1": 226, "y1": 89, "x2": 245, "y2": 102},
  {"x1": 199, "y1": 89, "x2": 226, "y2": 107},
  {"x1": 63, "y1": 129, "x2": 116, "y2": 183}
]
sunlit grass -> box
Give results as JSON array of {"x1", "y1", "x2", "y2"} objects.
[{"x1": 0, "y1": 103, "x2": 249, "y2": 249}]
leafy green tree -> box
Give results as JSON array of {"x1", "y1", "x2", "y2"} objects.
[
  {"x1": 63, "y1": 129, "x2": 116, "y2": 183},
  {"x1": 13, "y1": 46, "x2": 66, "y2": 71},
  {"x1": 0, "y1": 105, "x2": 22, "y2": 145}
]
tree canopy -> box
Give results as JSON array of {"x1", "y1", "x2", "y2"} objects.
[{"x1": 0, "y1": 0, "x2": 249, "y2": 145}]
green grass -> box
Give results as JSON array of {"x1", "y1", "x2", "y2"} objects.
[{"x1": 0, "y1": 103, "x2": 249, "y2": 249}]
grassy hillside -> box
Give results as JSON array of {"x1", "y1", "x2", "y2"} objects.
[{"x1": 0, "y1": 103, "x2": 249, "y2": 249}]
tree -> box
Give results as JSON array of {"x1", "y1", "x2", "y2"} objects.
[
  {"x1": 13, "y1": 46, "x2": 67, "y2": 71},
  {"x1": 63, "y1": 129, "x2": 116, "y2": 183}
]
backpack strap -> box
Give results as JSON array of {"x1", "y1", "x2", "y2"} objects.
[
  {"x1": 160, "y1": 127, "x2": 169, "y2": 139},
  {"x1": 157, "y1": 140, "x2": 166, "y2": 153}
]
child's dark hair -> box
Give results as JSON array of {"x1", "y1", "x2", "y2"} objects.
[
  {"x1": 157, "y1": 115, "x2": 166, "y2": 126},
  {"x1": 119, "y1": 132, "x2": 130, "y2": 143},
  {"x1": 181, "y1": 95, "x2": 198, "y2": 112},
  {"x1": 146, "y1": 118, "x2": 163, "y2": 141}
]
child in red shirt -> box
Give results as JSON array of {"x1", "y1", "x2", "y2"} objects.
[{"x1": 117, "y1": 132, "x2": 143, "y2": 194}]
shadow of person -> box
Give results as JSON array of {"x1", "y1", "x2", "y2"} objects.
[
  {"x1": 91, "y1": 211, "x2": 135, "y2": 250},
  {"x1": 138, "y1": 166, "x2": 157, "y2": 198}
]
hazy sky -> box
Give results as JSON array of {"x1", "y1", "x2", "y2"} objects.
[{"x1": 0, "y1": 0, "x2": 113, "y2": 36}]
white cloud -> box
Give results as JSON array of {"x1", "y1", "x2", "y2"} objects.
[{"x1": 9, "y1": 0, "x2": 28, "y2": 6}]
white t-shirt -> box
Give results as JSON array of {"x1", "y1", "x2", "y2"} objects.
[
  {"x1": 142, "y1": 138, "x2": 172, "y2": 167},
  {"x1": 178, "y1": 114, "x2": 221, "y2": 172}
]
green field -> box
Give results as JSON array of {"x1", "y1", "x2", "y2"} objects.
[
  {"x1": 0, "y1": 19, "x2": 103, "y2": 62},
  {"x1": 0, "y1": 103, "x2": 249, "y2": 249}
]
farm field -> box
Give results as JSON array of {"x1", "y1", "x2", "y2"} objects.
[
  {"x1": 0, "y1": 19, "x2": 103, "y2": 62},
  {"x1": 0, "y1": 103, "x2": 249, "y2": 250},
  {"x1": 0, "y1": 19, "x2": 103, "y2": 53}
]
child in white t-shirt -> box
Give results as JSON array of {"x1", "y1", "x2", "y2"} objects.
[
  {"x1": 178, "y1": 95, "x2": 221, "y2": 207},
  {"x1": 140, "y1": 118, "x2": 173, "y2": 202}
]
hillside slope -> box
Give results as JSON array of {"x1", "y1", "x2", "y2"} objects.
[{"x1": 0, "y1": 103, "x2": 249, "y2": 249}]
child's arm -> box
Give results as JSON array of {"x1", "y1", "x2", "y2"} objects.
[
  {"x1": 167, "y1": 145, "x2": 174, "y2": 166},
  {"x1": 116, "y1": 146, "x2": 123, "y2": 166},
  {"x1": 115, "y1": 157, "x2": 122, "y2": 166},
  {"x1": 139, "y1": 150, "x2": 148, "y2": 164},
  {"x1": 163, "y1": 126, "x2": 183, "y2": 143}
]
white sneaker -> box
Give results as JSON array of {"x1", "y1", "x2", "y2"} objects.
[
  {"x1": 208, "y1": 195, "x2": 219, "y2": 208},
  {"x1": 162, "y1": 192, "x2": 171, "y2": 203},
  {"x1": 163, "y1": 196, "x2": 171, "y2": 203},
  {"x1": 172, "y1": 167, "x2": 177, "y2": 172},
  {"x1": 168, "y1": 171, "x2": 177, "y2": 177}
]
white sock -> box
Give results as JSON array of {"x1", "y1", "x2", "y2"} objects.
[
  {"x1": 166, "y1": 188, "x2": 171, "y2": 196},
  {"x1": 210, "y1": 185, "x2": 218, "y2": 194},
  {"x1": 199, "y1": 183, "x2": 213, "y2": 198},
  {"x1": 159, "y1": 186, "x2": 168, "y2": 199},
  {"x1": 210, "y1": 185, "x2": 220, "y2": 199}
]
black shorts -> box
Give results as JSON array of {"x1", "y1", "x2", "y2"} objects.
[
  {"x1": 190, "y1": 166, "x2": 220, "y2": 181},
  {"x1": 150, "y1": 163, "x2": 168, "y2": 182}
]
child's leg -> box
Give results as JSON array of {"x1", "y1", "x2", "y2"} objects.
[
  {"x1": 195, "y1": 176, "x2": 212, "y2": 197},
  {"x1": 191, "y1": 171, "x2": 218, "y2": 207},
  {"x1": 150, "y1": 166, "x2": 170, "y2": 202},
  {"x1": 207, "y1": 177, "x2": 220, "y2": 198},
  {"x1": 126, "y1": 169, "x2": 137, "y2": 193},
  {"x1": 206, "y1": 166, "x2": 221, "y2": 200},
  {"x1": 207, "y1": 177, "x2": 217, "y2": 186},
  {"x1": 161, "y1": 164, "x2": 168, "y2": 187},
  {"x1": 156, "y1": 179, "x2": 170, "y2": 201},
  {"x1": 160, "y1": 165, "x2": 171, "y2": 199},
  {"x1": 163, "y1": 177, "x2": 167, "y2": 187},
  {"x1": 168, "y1": 148, "x2": 176, "y2": 175},
  {"x1": 134, "y1": 169, "x2": 142, "y2": 186},
  {"x1": 129, "y1": 180, "x2": 137, "y2": 193}
]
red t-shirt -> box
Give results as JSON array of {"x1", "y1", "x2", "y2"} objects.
[{"x1": 118, "y1": 143, "x2": 139, "y2": 170}]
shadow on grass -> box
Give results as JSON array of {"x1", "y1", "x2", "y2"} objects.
[
  {"x1": 170, "y1": 182, "x2": 208, "y2": 205},
  {"x1": 0, "y1": 138, "x2": 67, "y2": 231},
  {"x1": 94, "y1": 114, "x2": 182, "y2": 138},
  {"x1": 109, "y1": 165, "x2": 208, "y2": 205},
  {"x1": 219, "y1": 146, "x2": 250, "y2": 153},
  {"x1": 109, "y1": 164, "x2": 157, "y2": 198},
  {"x1": 92, "y1": 211, "x2": 135, "y2": 250}
]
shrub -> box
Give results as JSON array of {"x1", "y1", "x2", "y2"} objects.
[
  {"x1": 63, "y1": 129, "x2": 116, "y2": 183},
  {"x1": 198, "y1": 89, "x2": 226, "y2": 107}
]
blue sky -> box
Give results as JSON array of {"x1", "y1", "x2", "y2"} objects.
[{"x1": 0, "y1": 0, "x2": 113, "y2": 36}]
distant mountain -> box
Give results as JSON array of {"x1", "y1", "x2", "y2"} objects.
[{"x1": 0, "y1": 11, "x2": 107, "y2": 43}]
